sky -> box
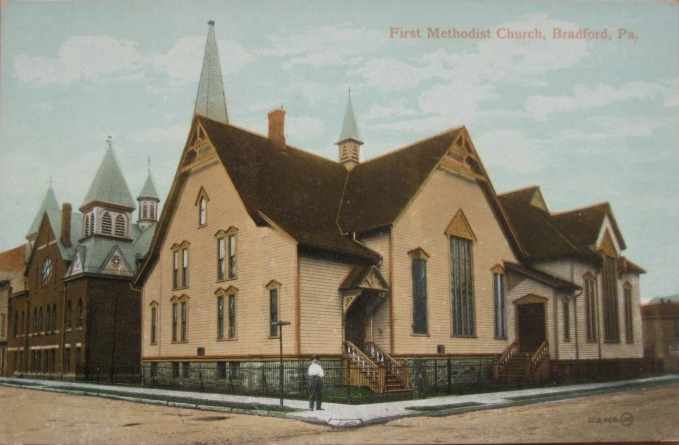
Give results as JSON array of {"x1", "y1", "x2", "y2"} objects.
[{"x1": 0, "y1": 0, "x2": 677, "y2": 299}]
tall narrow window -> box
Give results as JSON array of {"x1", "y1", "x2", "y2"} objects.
[
  {"x1": 228, "y1": 294, "x2": 236, "y2": 339},
  {"x1": 451, "y1": 236, "x2": 475, "y2": 337},
  {"x1": 181, "y1": 248, "x2": 189, "y2": 288},
  {"x1": 114, "y1": 214, "x2": 126, "y2": 237},
  {"x1": 269, "y1": 287, "x2": 279, "y2": 337},
  {"x1": 12, "y1": 310, "x2": 17, "y2": 336},
  {"x1": 624, "y1": 283, "x2": 634, "y2": 343},
  {"x1": 101, "y1": 212, "x2": 113, "y2": 235},
  {"x1": 85, "y1": 214, "x2": 91, "y2": 236},
  {"x1": 65, "y1": 300, "x2": 72, "y2": 328},
  {"x1": 172, "y1": 251, "x2": 179, "y2": 289},
  {"x1": 602, "y1": 255, "x2": 620, "y2": 342},
  {"x1": 199, "y1": 197, "x2": 207, "y2": 226},
  {"x1": 77, "y1": 299, "x2": 83, "y2": 328},
  {"x1": 150, "y1": 305, "x2": 157, "y2": 345},
  {"x1": 217, "y1": 295, "x2": 225, "y2": 339},
  {"x1": 180, "y1": 301, "x2": 187, "y2": 342},
  {"x1": 227, "y1": 233, "x2": 237, "y2": 279},
  {"x1": 217, "y1": 237, "x2": 226, "y2": 281},
  {"x1": 171, "y1": 302, "x2": 178, "y2": 342},
  {"x1": 493, "y1": 271, "x2": 506, "y2": 339},
  {"x1": 411, "y1": 253, "x2": 428, "y2": 335},
  {"x1": 563, "y1": 299, "x2": 570, "y2": 342},
  {"x1": 585, "y1": 276, "x2": 598, "y2": 342}
]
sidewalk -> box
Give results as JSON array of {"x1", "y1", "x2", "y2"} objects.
[{"x1": 1, "y1": 374, "x2": 678, "y2": 428}]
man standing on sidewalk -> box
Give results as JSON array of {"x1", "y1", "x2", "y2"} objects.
[{"x1": 308, "y1": 355, "x2": 324, "y2": 410}]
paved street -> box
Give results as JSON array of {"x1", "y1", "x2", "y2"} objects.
[{"x1": 1, "y1": 383, "x2": 678, "y2": 444}]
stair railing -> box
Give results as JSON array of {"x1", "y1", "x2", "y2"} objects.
[
  {"x1": 495, "y1": 341, "x2": 518, "y2": 379},
  {"x1": 365, "y1": 341, "x2": 411, "y2": 389},
  {"x1": 529, "y1": 340, "x2": 549, "y2": 374},
  {"x1": 344, "y1": 341, "x2": 384, "y2": 393}
]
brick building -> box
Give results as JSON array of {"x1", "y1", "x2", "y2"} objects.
[
  {"x1": 642, "y1": 297, "x2": 679, "y2": 372},
  {"x1": 0, "y1": 244, "x2": 27, "y2": 375},
  {"x1": 6, "y1": 141, "x2": 160, "y2": 378}
]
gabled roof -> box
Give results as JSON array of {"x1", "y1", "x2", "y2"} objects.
[
  {"x1": 498, "y1": 187, "x2": 587, "y2": 261},
  {"x1": 27, "y1": 186, "x2": 60, "y2": 237},
  {"x1": 138, "y1": 171, "x2": 160, "y2": 201},
  {"x1": 338, "y1": 128, "x2": 461, "y2": 233},
  {"x1": 552, "y1": 202, "x2": 626, "y2": 250},
  {"x1": 199, "y1": 116, "x2": 378, "y2": 261},
  {"x1": 618, "y1": 256, "x2": 646, "y2": 275},
  {"x1": 81, "y1": 143, "x2": 136, "y2": 210},
  {"x1": 194, "y1": 20, "x2": 229, "y2": 124}
]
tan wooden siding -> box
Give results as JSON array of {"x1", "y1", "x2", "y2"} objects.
[
  {"x1": 142, "y1": 159, "x2": 297, "y2": 360},
  {"x1": 298, "y1": 255, "x2": 350, "y2": 355},
  {"x1": 535, "y1": 260, "x2": 642, "y2": 360},
  {"x1": 391, "y1": 168, "x2": 518, "y2": 355}
]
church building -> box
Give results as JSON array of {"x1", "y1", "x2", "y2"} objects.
[
  {"x1": 135, "y1": 21, "x2": 645, "y2": 392},
  {"x1": 6, "y1": 138, "x2": 160, "y2": 378}
]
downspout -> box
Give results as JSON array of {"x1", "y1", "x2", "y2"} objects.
[
  {"x1": 552, "y1": 289, "x2": 559, "y2": 360},
  {"x1": 60, "y1": 280, "x2": 67, "y2": 378},
  {"x1": 596, "y1": 272, "x2": 603, "y2": 360},
  {"x1": 570, "y1": 262, "x2": 583, "y2": 360}
]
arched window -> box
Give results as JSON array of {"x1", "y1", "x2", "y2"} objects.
[
  {"x1": 114, "y1": 214, "x2": 126, "y2": 237},
  {"x1": 150, "y1": 303, "x2": 158, "y2": 345},
  {"x1": 101, "y1": 212, "x2": 113, "y2": 235}
]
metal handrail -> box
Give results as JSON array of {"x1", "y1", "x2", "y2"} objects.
[
  {"x1": 365, "y1": 341, "x2": 411, "y2": 389},
  {"x1": 529, "y1": 341, "x2": 549, "y2": 373},
  {"x1": 344, "y1": 341, "x2": 383, "y2": 392}
]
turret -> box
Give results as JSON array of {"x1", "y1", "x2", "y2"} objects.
[{"x1": 336, "y1": 89, "x2": 363, "y2": 171}]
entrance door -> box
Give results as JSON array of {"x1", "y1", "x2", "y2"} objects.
[
  {"x1": 517, "y1": 303, "x2": 546, "y2": 353},
  {"x1": 345, "y1": 296, "x2": 368, "y2": 350}
]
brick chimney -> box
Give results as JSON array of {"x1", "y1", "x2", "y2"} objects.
[
  {"x1": 61, "y1": 203, "x2": 72, "y2": 247},
  {"x1": 267, "y1": 108, "x2": 286, "y2": 148}
]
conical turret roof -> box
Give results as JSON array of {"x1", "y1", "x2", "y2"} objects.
[
  {"x1": 27, "y1": 185, "x2": 60, "y2": 237},
  {"x1": 337, "y1": 90, "x2": 362, "y2": 144},
  {"x1": 138, "y1": 169, "x2": 160, "y2": 201},
  {"x1": 81, "y1": 138, "x2": 135, "y2": 210},
  {"x1": 194, "y1": 20, "x2": 229, "y2": 123}
]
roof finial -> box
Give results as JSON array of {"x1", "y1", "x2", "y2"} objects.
[
  {"x1": 48, "y1": 176, "x2": 54, "y2": 187},
  {"x1": 147, "y1": 156, "x2": 151, "y2": 173},
  {"x1": 106, "y1": 135, "x2": 113, "y2": 150},
  {"x1": 208, "y1": 19, "x2": 215, "y2": 26}
]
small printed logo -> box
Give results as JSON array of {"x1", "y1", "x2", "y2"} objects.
[{"x1": 588, "y1": 412, "x2": 634, "y2": 427}]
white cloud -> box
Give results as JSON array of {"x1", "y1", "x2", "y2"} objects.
[
  {"x1": 665, "y1": 78, "x2": 679, "y2": 108},
  {"x1": 14, "y1": 34, "x2": 254, "y2": 87},
  {"x1": 557, "y1": 116, "x2": 674, "y2": 143},
  {"x1": 349, "y1": 58, "x2": 433, "y2": 93},
  {"x1": 259, "y1": 24, "x2": 384, "y2": 69},
  {"x1": 14, "y1": 35, "x2": 143, "y2": 85},
  {"x1": 476, "y1": 129, "x2": 547, "y2": 174},
  {"x1": 133, "y1": 123, "x2": 190, "y2": 145},
  {"x1": 286, "y1": 116, "x2": 326, "y2": 142},
  {"x1": 525, "y1": 81, "x2": 667, "y2": 120},
  {"x1": 364, "y1": 98, "x2": 420, "y2": 121}
]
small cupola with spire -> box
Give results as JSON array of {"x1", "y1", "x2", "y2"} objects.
[
  {"x1": 336, "y1": 89, "x2": 363, "y2": 170},
  {"x1": 137, "y1": 158, "x2": 160, "y2": 229},
  {"x1": 194, "y1": 20, "x2": 229, "y2": 124}
]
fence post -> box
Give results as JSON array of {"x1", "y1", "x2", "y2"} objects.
[
  {"x1": 447, "y1": 358, "x2": 452, "y2": 393},
  {"x1": 199, "y1": 365, "x2": 204, "y2": 392}
]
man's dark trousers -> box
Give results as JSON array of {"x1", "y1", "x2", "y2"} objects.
[{"x1": 309, "y1": 375, "x2": 322, "y2": 410}]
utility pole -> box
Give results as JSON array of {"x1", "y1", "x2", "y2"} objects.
[{"x1": 272, "y1": 320, "x2": 291, "y2": 408}]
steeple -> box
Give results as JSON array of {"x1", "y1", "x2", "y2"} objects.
[
  {"x1": 137, "y1": 159, "x2": 160, "y2": 229},
  {"x1": 81, "y1": 136, "x2": 135, "y2": 211},
  {"x1": 194, "y1": 20, "x2": 229, "y2": 124},
  {"x1": 26, "y1": 184, "x2": 60, "y2": 240},
  {"x1": 336, "y1": 89, "x2": 363, "y2": 170}
]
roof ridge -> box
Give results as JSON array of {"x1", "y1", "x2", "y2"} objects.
[
  {"x1": 498, "y1": 185, "x2": 540, "y2": 197},
  {"x1": 361, "y1": 126, "x2": 463, "y2": 165},
  {"x1": 552, "y1": 201, "x2": 610, "y2": 217},
  {"x1": 197, "y1": 114, "x2": 341, "y2": 166}
]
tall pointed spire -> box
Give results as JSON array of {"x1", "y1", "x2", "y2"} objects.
[
  {"x1": 337, "y1": 88, "x2": 362, "y2": 144},
  {"x1": 81, "y1": 137, "x2": 135, "y2": 210},
  {"x1": 27, "y1": 184, "x2": 60, "y2": 238},
  {"x1": 194, "y1": 20, "x2": 229, "y2": 123},
  {"x1": 336, "y1": 89, "x2": 364, "y2": 170},
  {"x1": 137, "y1": 159, "x2": 160, "y2": 228}
]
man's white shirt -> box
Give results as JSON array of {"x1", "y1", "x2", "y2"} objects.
[{"x1": 308, "y1": 362, "x2": 324, "y2": 378}]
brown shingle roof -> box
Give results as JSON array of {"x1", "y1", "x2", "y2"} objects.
[
  {"x1": 552, "y1": 202, "x2": 626, "y2": 250},
  {"x1": 498, "y1": 188, "x2": 585, "y2": 261},
  {"x1": 0, "y1": 244, "x2": 25, "y2": 273},
  {"x1": 339, "y1": 128, "x2": 462, "y2": 233},
  {"x1": 198, "y1": 116, "x2": 379, "y2": 261},
  {"x1": 504, "y1": 261, "x2": 580, "y2": 291}
]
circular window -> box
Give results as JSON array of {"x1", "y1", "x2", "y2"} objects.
[{"x1": 41, "y1": 257, "x2": 53, "y2": 284}]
